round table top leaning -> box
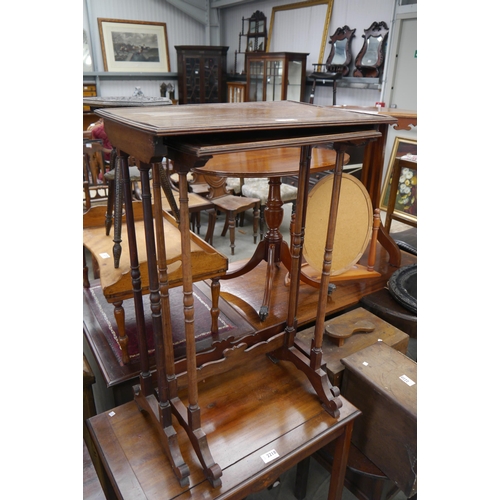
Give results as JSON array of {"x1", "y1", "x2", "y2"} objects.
[{"x1": 304, "y1": 173, "x2": 373, "y2": 276}]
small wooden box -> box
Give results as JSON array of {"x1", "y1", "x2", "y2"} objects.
[
  {"x1": 295, "y1": 307, "x2": 409, "y2": 388},
  {"x1": 341, "y1": 342, "x2": 417, "y2": 497}
]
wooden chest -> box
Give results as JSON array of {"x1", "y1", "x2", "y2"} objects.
[
  {"x1": 295, "y1": 307, "x2": 409, "y2": 388},
  {"x1": 341, "y1": 342, "x2": 417, "y2": 497}
]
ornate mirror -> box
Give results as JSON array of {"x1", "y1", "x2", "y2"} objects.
[
  {"x1": 246, "y1": 10, "x2": 267, "y2": 52},
  {"x1": 324, "y1": 25, "x2": 356, "y2": 76},
  {"x1": 354, "y1": 21, "x2": 389, "y2": 77}
]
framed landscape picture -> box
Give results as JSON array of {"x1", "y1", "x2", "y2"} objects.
[
  {"x1": 380, "y1": 137, "x2": 417, "y2": 224},
  {"x1": 98, "y1": 18, "x2": 170, "y2": 72}
]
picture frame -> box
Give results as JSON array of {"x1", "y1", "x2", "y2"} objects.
[
  {"x1": 98, "y1": 18, "x2": 170, "y2": 73},
  {"x1": 266, "y1": 0, "x2": 334, "y2": 71},
  {"x1": 380, "y1": 137, "x2": 417, "y2": 224}
]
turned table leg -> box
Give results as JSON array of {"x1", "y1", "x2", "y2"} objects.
[{"x1": 112, "y1": 300, "x2": 129, "y2": 364}]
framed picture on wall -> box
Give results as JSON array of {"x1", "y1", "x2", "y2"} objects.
[
  {"x1": 380, "y1": 137, "x2": 417, "y2": 224},
  {"x1": 98, "y1": 18, "x2": 170, "y2": 72}
]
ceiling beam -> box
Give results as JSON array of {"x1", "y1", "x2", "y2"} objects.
[
  {"x1": 165, "y1": 0, "x2": 208, "y2": 25},
  {"x1": 211, "y1": 0, "x2": 257, "y2": 8}
]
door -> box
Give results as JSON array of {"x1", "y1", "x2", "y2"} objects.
[{"x1": 388, "y1": 18, "x2": 417, "y2": 110}]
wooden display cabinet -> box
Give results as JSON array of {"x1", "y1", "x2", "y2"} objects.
[
  {"x1": 246, "y1": 51, "x2": 308, "y2": 102},
  {"x1": 175, "y1": 45, "x2": 229, "y2": 104}
]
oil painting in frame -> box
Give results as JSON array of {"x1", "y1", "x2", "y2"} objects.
[
  {"x1": 98, "y1": 18, "x2": 170, "y2": 73},
  {"x1": 380, "y1": 137, "x2": 417, "y2": 224}
]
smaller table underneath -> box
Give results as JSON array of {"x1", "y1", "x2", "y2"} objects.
[{"x1": 87, "y1": 354, "x2": 360, "y2": 500}]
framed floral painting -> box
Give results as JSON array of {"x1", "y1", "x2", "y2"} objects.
[{"x1": 380, "y1": 137, "x2": 417, "y2": 224}]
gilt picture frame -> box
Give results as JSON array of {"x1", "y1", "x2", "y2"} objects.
[
  {"x1": 380, "y1": 137, "x2": 417, "y2": 224},
  {"x1": 98, "y1": 18, "x2": 170, "y2": 73},
  {"x1": 266, "y1": 0, "x2": 334, "y2": 70}
]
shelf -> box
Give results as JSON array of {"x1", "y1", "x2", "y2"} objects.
[
  {"x1": 306, "y1": 76, "x2": 381, "y2": 91},
  {"x1": 83, "y1": 72, "x2": 178, "y2": 81}
]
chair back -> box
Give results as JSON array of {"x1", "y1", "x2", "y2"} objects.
[{"x1": 204, "y1": 174, "x2": 232, "y2": 200}]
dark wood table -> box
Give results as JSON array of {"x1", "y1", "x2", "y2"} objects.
[
  {"x1": 87, "y1": 353, "x2": 361, "y2": 500},
  {"x1": 94, "y1": 101, "x2": 397, "y2": 488}
]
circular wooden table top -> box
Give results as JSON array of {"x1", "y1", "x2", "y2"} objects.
[{"x1": 304, "y1": 173, "x2": 373, "y2": 276}]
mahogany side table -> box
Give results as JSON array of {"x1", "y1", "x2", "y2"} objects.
[
  {"x1": 87, "y1": 354, "x2": 360, "y2": 500},
  {"x1": 94, "y1": 101, "x2": 396, "y2": 487}
]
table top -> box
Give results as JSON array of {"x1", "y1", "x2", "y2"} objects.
[
  {"x1": 83, "y1": 96, "x2": 172, "y2": 109},
  {"x1": 332, "y1": 105, "x2": 417, "y2": 129},
  {"x1": 87, "y1": 353, "x2": 360, "y2": 500},
  {"x1": 196, "y1": 146, "x2": 346, "y2": 178},
  {"x1": 97, "y1": 101, "x2": 396, "y2": 166},
  {"x1": 97, "y1": 101, "x2": 395, "y2": 135}
]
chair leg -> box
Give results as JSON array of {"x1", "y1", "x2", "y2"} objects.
[
  {"x1": 227, "y1": 210, "x2": 236, "y2": 255},
  {"x1": 205, "y1": 209, "x2": 217, "y2": 245},
  {"x1": 195, "y1": 212, "x2": 201, "y2": 234},
  {"x1": 221, "y1": 213, "x2": 230, "y2": 237}
]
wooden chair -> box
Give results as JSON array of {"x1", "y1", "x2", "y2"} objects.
[
  {"x1": 309, "y1": 26, "x2": 356, "y2": 105},
  {"x1": 83, "y1": 139, "x2": 109, "y2": 208},
  {"x1": 203, "y1": 174, "x2": 261, "y2": 256},
  {"x1": 385, "y1": 156, "x2": 417, "y2": 233}
]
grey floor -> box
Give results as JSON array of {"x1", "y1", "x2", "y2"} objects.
[{"x1": 195, "y1": 205, "x2": 414, "y2": 500}]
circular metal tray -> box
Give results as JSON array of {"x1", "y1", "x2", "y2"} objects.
[{"x1": 388, "y1": 264, "x2": 417, "y2": 314}]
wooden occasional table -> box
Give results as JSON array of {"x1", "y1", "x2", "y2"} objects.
[
  {"x1": 196, "y1": 147, "x2": 348, "y2": 320},
  {"x1": 87, "y1": 353, "x2": 360, "y2": 500},
  {"x1": 94, "y1": 101, "x2": 396, "y2": 488}
]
